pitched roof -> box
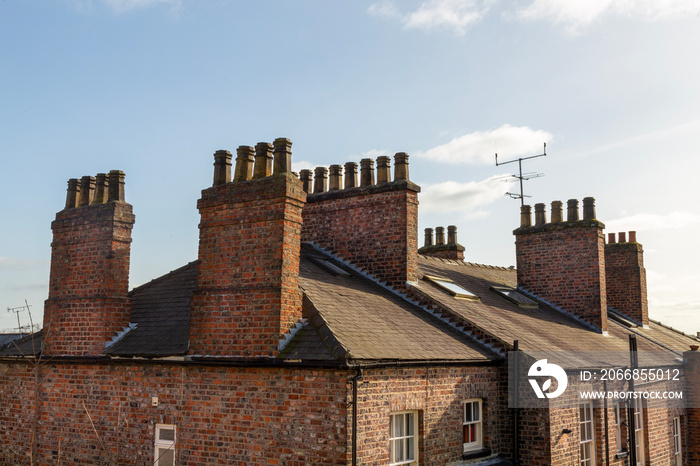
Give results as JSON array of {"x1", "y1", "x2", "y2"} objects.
[
  {"x1": 105, "y1": 261, "x2": 196, "y2": 357},
  {"x1": 283, "y1": 245, "x2": 496, "y2": 362},
  {"x1": 415, "y1": 255, "x2": 698, "y2": 368}
]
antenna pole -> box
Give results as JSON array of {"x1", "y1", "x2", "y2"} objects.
[{"x1": 494, "y1": 143, "x2": 547, "y2": 205}]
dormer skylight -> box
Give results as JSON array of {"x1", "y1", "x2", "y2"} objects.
[
  {"x1": 490, "y1": 286, "x2": 538, "y2": 308},
  {"x1": 424, "y1": 275, "x2": 479, "y2": 300}
]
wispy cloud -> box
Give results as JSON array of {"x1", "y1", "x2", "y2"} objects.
[
  {"x1": 368, "y1": 0, "x2": 493, "y2": 35},
  {"x1": 72, "y1": 0, "x2": 182, "y2": 15},
  {"x1": 605, "y1": 211, "x2": 700, "y2": 233},
  {"x1": 419, "y1": 175, "x2": 514, "y2": 218},
  {"x1": 516, "y1": 0, "x2": 700, "y2": 34},
  {"x1": 370, "y1": 0, "x2": 699, "y2": 35},
  {"x1": 415, "y1": 125, "x2": 552, "y2": 165}
]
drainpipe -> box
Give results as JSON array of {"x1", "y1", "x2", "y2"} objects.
[
  {"x1": 604, "y1": 378, "x2": 610, "y2": 466},
  {"x1": 513, "y1": 340, "x2": 520, "y2": 466},
  {"x1": 352, "y1": 367, "x2": 363, "y2": 466}
]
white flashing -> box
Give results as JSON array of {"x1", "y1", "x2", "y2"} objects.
[
  {"x1": 105, "y1": 323, "x2": 137, "y2": 349},
  {"x1": 278, "y1": 318, "x2": 309, "y2": 352}
]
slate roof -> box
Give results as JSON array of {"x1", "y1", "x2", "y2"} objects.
[
  {"x1": 106, "y1": 261, "x2": 196, "y2": 357},
  {"x1": 415, "y1": 255, "x2": 698, "y2": 369},
  {"x1": 1, "y1": 247, "x2": 694, "y2": 367},
  {"x1": 280, "y1": 245, "x2": 496, "y2": 362}
]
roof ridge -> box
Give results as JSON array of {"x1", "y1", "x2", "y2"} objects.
[
  {"x1": 129, "y1": 260, "x2": 198, "y2": 295},
  {"x1": 418, "y1": 253, "x2": 514, "y2": 271},
  {"x1": 649, "y1": 318, "x2": 700, "y2": 342}
]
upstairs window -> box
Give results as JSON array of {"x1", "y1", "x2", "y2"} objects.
[
  {"x1": 673, "y1": 416, "x2": 682, "y2": 466},
  {"x1": 390, "y1": 411, "x2": 418, "y2": 465},
  {"x1": 579, "y1": 402, "x2": 595, "y2": 466},
  {"x1": 633, "y1": 398, "x2": 645, "y2": 466},
  {"x1": 424, "y1": 275, "x2": 478, "y2": 300},
  {"x1": 154, "y1": 424, "x2": 176, "y2": 466},
  {"x1": 463, "y1": 399, "x2": 483, "y2": 452},
  {"x1": 613, "y1": 401, "x2": 628, "y2": 453}
]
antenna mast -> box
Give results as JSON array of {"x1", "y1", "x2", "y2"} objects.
[{"x1": 495, "y1": 143, "x2": 547, "y2": 206}]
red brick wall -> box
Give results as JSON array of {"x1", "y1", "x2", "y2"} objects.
[
  {"x1": 301, "y1": 181, "x2": 420, "y2": 289},
  {"x1": 190, "y1": 173, "x2": 306, "y2": 357},
  {"x1": 353, "y1": 365, "x2": 509, "y2": 465},
  {"x1": 43, "y1": 201, "x2": 135, "y2": 356},
  {"x1": 515, "y1": 221, "x2": 608, "y2": 332},
  {"x1": 685, "y1": 351, "x2": 700, "y2": 464},
  {"x1": 0, "y1": 360, "x2": 517, "y2": 465},
  {"x1": 0, "y1": 361, "x2": 349, "y2": 465},
  {"x1": 605, "y1": 241, "x2": 649, "y2": 326}
]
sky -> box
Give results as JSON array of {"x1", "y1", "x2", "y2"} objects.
[{"x1": 1, "y1": 0, "x2": 699, "y2": 337}]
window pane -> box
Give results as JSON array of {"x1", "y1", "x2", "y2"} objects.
[
  {"x1": 405, "y1": 413, "x2": 414, "y2": 436},
  {"x1": 464, "y1": 404, "x2": 472, "y2": 423},
  {"x1": 158, "y1": 428, "x2": 175, "y2": 442},
  {"x1": 157, "y1": 447, "x2": 175, "y2": 466},
  {"x1": 473, "y1": 402, "x2": 479, "y2": 421},
  {"x1": 406, "y1": 436, "x2": 415, "y2": 460}
]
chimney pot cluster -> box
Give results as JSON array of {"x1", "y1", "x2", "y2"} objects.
[
  {"x1": 519, "y1": 198, "x2": 598, "y2": 229},
  {"x1": 299, "y1": 153, "x2": 412, "y2": 195},
  {"x1": 607, "y1": 231, "x2": 637, "y2": 244},
  {"x1": 64, "y1": 170, "x2": 125, "y2": 209},
  {"x1": 216, "y1": 138, "x2": 293, "y2": 187},
  {"x1": 419, "y1": 225, "x2": 464, "y2": 260}
]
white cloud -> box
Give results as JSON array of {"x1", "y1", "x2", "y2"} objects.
[
  {"x1": 419, "y1": 175, "x2": 515, "y2": 218},
  {"x1": 605, "y1": 211, "x2": 700, "y2": 233},
  {"x1": 73, "y1": 0, "x2": 182, "y2": 15},
  {"x1": 516, "y1": 0, "x2": 700, "y2": 34},
  {"x1": 415, "y1": 124, "x2": 552, "y2": 165},
  {"x1": 368, "y1": 0, "x2": 493, "y2": 35}
]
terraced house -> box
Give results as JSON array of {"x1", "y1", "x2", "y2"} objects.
[{"x1": 1, "y1": 137, "x2": 699, "y2": 465}]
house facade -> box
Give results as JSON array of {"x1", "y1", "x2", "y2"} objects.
[{"x1": 1, "y1": 137, "x2": 699, "y2": 465}]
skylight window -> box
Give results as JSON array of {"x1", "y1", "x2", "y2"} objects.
[
  {"x1": 490, "y1": 286, "x2": 538, "y2": 308},
  {"x1": 424, "y1": 275, "x2": 479, "y2": 300}
]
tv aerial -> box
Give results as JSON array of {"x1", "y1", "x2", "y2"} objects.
[{"x1": 495, "y1": 143, "x2": 547, "y2": 206}]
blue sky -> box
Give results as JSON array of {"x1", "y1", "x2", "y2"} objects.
[{"x1": 2, "y1": 0, "x2": 699, "y2": 337}]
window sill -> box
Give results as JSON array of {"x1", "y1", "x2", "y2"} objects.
[{"x1": 461, "y1": 447, "x2": 491, "y2": 461}]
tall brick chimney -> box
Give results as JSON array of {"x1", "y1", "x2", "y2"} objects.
[
  {"x1": 300, "y1": 152, "x2": 420, "y2": 289},
  {"x1": 605, "y1": 231, "x2": 649, "y2": 326},
  {"x1": 189, "y1": 138, "x2": 306, "y2": 357},
  {"x1": 43, "y1": 170, "x2": 135, "y2": 356},
  {"x1": 514, "y1": 197, "x2": 608, "y2": 332}
]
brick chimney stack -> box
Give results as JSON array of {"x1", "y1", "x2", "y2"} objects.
[
  {"x1": 189, "y1": 138, "x2": 306, "y2": 357},
  {"x1": 605, "y1": 231, "x2": 649, "y2": 326},
  {"x1": 301, "y1": 152, "x2": 420, "y2": 289},
  {"x1": 514, "y1": 197, "x2": 607, "y2": 332},
  {"x1": 43, "y1": 170, "x2": 135, "y2": 356},
  {"x1": 418, "y1": 225, "x2": 465, "y2": 261}
]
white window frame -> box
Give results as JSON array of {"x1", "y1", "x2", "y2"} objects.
[
  {"x1": 673, "y1": 416, "x2": 682, "y2": 466},
  {"x1": 154, "y1": 424, "x2": 176, "y2": 466},
  {"x1": 633, "y1": 398, "x2": 645, "y2": 466},
  {"x1": 463, "y1": 399, "x2": 483, "y2": 452},
  {"x1": 389, "y1": 411, "x2": 418, "y2": 466},
  {"x1": 613, "y1": 401, "x2": 626, "y2": 453},
  {"x1": 579, "y1": 402, "x2": 595, "y2": 466}
]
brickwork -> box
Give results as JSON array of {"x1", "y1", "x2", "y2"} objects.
[
  {"x1": 302, "y1": 182, "x2": 420, "y2": 289},
  {"x1": 0, "y1": 361, "x2": 349, "y2": 465},
  {"x1": 605, "y1": 232, "x2": 649, "y2": 326},
  {"x1": 190, "y1": 172, "x2": 306, "y2": 357},
  {"x1": 685, "y1": 350, "x2": 700, "y2": 464},
  {"x1": 43, "y1": 199, "x2": 135, "y2": 356},
  {"x1": 514, "y1": 199, "x2": 607, "y2": 332},
  {"x1": 353, "y1": 365, "x2": 509, "y2": 465}
]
